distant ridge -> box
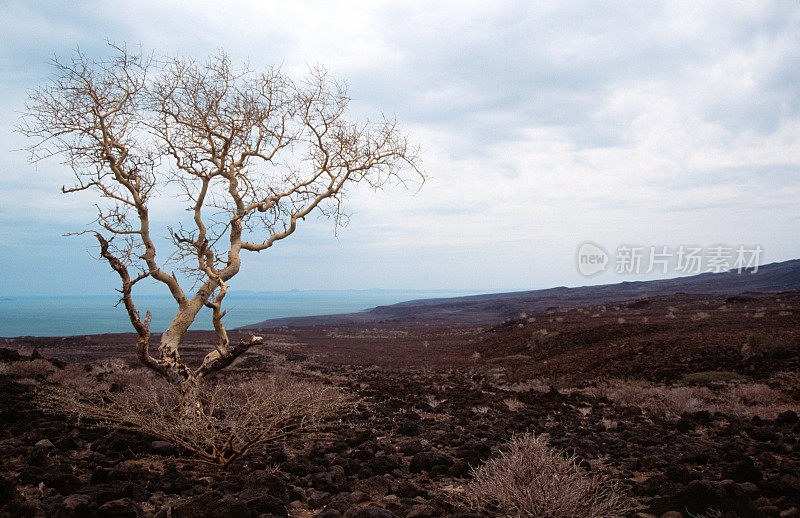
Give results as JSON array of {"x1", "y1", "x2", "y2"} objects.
[{"x1": 240, "y1": 258, "x2": 800, "y2": 328}]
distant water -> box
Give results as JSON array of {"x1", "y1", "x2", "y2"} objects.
[{"x1": 0, "y1": 290, "x2": 477, "y2": 337}]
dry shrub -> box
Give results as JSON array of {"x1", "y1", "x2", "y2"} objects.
[
  {"x1": 45, "y1": 363, "x2": 94, "y2": 390},
  {"x1": 586, "y1": 379, "x2": 800, "y2": 420},
  {"x1": 45, "y1": 360, "x2": 156, "y2": 393},
  {"x1": 584, "y1": 380, "x2": 714, "y2": 418},
  {"x1": 464, "y1": 433, "x2": 632, "y2": 518},
  {"x1": 504, "y1": 398, "x2": 525, "y2": 411},
  {"x1": 4, "y1": 359, "x2": 57, "y2": 378},
  {"x1": 680, "y1": 371, "x2": 748, "y2": 385},
  {"x1": 39, "y1": 374, "x2": 350, "y2": 467},
  {"x1": 503, "y1": 378, "x2": 551, "y2": 393}
]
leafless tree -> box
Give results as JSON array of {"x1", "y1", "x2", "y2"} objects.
[{"x1": 22, "y1": 44, "x2": 422, "y2": 410}]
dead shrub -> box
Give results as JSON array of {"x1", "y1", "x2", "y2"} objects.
[
  {"x1": 463, "y1": 433, "x2": 632, "y2": 517},
  {"x1": 489, "y1": 354, "x2": 532, "y2": 383},
  {"x1": 502, "y1": 378, "x2": 551, "y2": 393},
  {"x1": 746, "y1": 333, "x2": 764, "y2": 348},
  {"x1": 39, "y1": 373, "x2": 350, "y2": 467},
  {"x1": 4, "y1": 359, "x2": 57, "y2": 379},
  {"x1": 586, "y1": 379, "x2": 800, "y2": 420},
  {"x1": 680, "y1": 371, "x2": 748, "y2": 385},
  {"x1": 504, "y1": 398, "x2": 525, "y2": 411},
  {"x1": 45, "y1": 361, "x2": 157, "y2": 393}
]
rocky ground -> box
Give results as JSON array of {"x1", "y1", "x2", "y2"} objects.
[{"x1": 1, "y1": 292, "x2": 799, "y2": 517}]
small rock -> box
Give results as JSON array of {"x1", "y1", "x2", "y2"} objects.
[
  {"x1": 312, "y1": 472, "x2": 340, "y2": 493},
  {"x1": 308, "y1": 490, "x2": 331, "y2": 508},
  {"x1": 394, "y1": 480, "x2": 423, "y2": 498},
  {"x1": 776, "y1": 410, "x2": 799, "y2": 425},
  {"x1": 396, "y1": 420, "x2": 419, "y2": 436},
  {"x1": 409, "y1": 451, "x2": 454, "y2": 473},
  {"x1": 659, "y1": 512, "x2": 682, "y2": 518},
  {"x1": 0, "y1": 476, "x2": 20, "y2": 507},
  {"x1": 395, "y1": 438, "x2": 423, "y2": 456},
  {"x1": 35, "y1": 439, "x2": 54, "y2": 448},
  {"x1": 780, "y1": 508, "x2": 800, "y2": 518},
  {"x1": 98, "y1": 498, "x2": 143, "y2": 517},
  {"x1": 150, "y1": 441, "x2": 174, "y2": 455},
  {"x1": 737, "y1": 482, "x2": 759, "y2": 495},
  {"x1": 727, "y1": 458, "x2": 763, "y2": 483},
  {"x1": 407, "y1": 504, "x2": 439, "y2": 518},
  {"x1": 352, "y1": 476, "x2": 391, "y2": 499},
  {"x1": 343, "y1": 504, "x2": 395, "y2": 518},
  {"x1": 61, "y1": 493, "x2": 93, "y2": 515}
]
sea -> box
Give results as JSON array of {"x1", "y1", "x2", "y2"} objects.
[{"x1": 0, "y1": 289, "x2": 477, "y2": 338}]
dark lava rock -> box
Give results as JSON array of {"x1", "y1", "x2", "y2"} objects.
[
  {"x1": 317, "y1": 510, "x2": 343, "y2": 518},
  {"x1": 456, "y1": 441, "x2": 492, "y2": 466},
  {"x1": 81, "y1": 482, "x2": 144, "y2": 506},
  {"x1": 0, "y1": 348, "x2": 23, "y2": 362},
  {"x1": 725, "y1": 457, "x2": 764, "y2": 484},
  {"x1": 406, "y1": 504, "x2": 439, "y2": 517},
  {"x1": 322, "y1": 492, "x2": 353, "y2": 514},
  {"x1": 90, "y1": 467, "x2": 110, "y2": 485},
  {"x1": 369, "y1": 454, "x2": 403, "y2": 475},
  {"x1": 150, "y1": 441, "x2": 174, "y2": 455},
  {"x1": 46, "y1": 472, "x2": 84, "y2": 494},
  {"x1": 312, "y1": 472, "x2": 341, "y2": 493},
  {"x1": 397, "y1": 420, "x2": 420, "y2": 436},
  {"x1": 97, "y1": 498, "x2": 144, "y2": 517},
  {"x1": 280, "y1": 458, "x2": 317, "y2": 477},
  {"x1": 35, "y1": 438, "x2": 54, "y2": 448},
  {"x1": 409, "y1": 451, "x2": 454, "y2": 473},
  {"x1": 676, "y1": 415, "x2": 695, "y2": 433},
  {"x1": 308, "y1": 491, "x2": 332, "y2": 508},
  {"x1": 352, "y1": 476, "x2": 391, "y2": 499},
  {"x1": 343, "y1": 504, "x2": 395, "y2": 518},
  {"x1": 57, "y1": 493, "x2": 95, "y2": 517},
  {"x1": 0, "y1": 476, "x2": 20, "y2": 508},
  {"x1": 650, "y1": 480, "x2": 765, "y2": 518},
  {"x1": 395, "y1": 438, "x2": 424, "y2": 456},
  {"x1": 242, "y1": 470, "x2": 289, "y2": 501},
  {"x1": 746, "y1": 426, "x2": 781, "y2": 442},
  {"x1": 157, "y1": 491, "x2": 252, "y2": 518},
  {"x1": 777, "y1": 410, "x2": 799, "y2": 425},
  {"x1": 345, "y1": 429, "x2": 374, "y2": 447},
  {"x1": 242, "y1": 493, "x2": 288, "y2": 516},
  {"x1": 394, "y1": 480, "x2": 424, "y2": 498}
]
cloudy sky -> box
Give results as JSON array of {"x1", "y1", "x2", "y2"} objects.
[{"x1": 1, "y1": 1, "x2": 799, "y2": 296}]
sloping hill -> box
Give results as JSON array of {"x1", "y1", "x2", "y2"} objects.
[{"x1": 241, "y1": 258, "x2": 800, "y2": 328}]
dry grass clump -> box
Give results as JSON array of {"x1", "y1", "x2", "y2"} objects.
[
  {"x1": 502, "y1": 378, "x2": 552, "y2": 393},
  {"x1": 44, "y1": 360, "x2": 156, "y2": 392},
  {"x1": 585, "y1": 378, "x2": 799, "y2": 420},
  {"x1": 504, "y1": 398, "x2": 525, "y2": 411},
  {"x1": 488, "y1": 354, "x2": 533, "y2": 383},
  {"x1": 464, "y1": 433, "x2": 632, "y2": 518},
  {"x1": 680, "y1": 371, "x2": 748, "y2": 385},
  {"x1": 2, "y1": 358, "x2": 58, "y2": 378},
  {"x1": 39, "y1": 371, "x2": 350, "y2": 467}
]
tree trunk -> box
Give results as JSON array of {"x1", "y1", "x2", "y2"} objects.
[{"x1": 158, "y1": 295, "x2": 208, "y2": 416}]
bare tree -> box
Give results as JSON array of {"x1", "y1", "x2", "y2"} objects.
[{"x1": 22, "y1": 45, "x2": 422, "y2": 409}]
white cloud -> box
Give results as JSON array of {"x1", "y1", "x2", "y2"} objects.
[{"x1": 1, "y1": 0, "x2": 799, "y2": 295}]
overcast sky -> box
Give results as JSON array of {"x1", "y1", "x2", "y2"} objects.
[{"x1": 1, "y1": 1, "x2": 799, "y2": 296}]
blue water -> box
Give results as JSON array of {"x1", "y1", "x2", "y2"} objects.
[{"x1": 0, "y1": 290, "x2": 477, "y2": 337}]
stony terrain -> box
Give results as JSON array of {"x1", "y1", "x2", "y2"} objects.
[{"x1": 1, "y1": 290, "x2": 799, "y2": 517}]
